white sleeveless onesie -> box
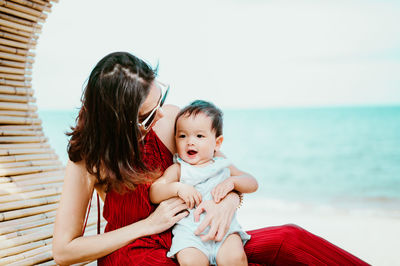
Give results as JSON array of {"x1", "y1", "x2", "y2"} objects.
[{"x1": 167, "y1": 156, "x2": 250, "y2": 265}]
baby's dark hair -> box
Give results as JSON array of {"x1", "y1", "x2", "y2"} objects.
[{"x1": 175, "y1": 100, "x2": 223, "y2": 137}]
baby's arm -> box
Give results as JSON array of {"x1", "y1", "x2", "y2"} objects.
[
  {"x1": 150, "y1": 164, "x2": 202, "y2": 209},
  {"x1": 212, "y1": 164, "x2": 258, "y2": 203}
]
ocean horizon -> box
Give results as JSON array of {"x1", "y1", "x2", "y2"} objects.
[{"x1": 38, "y1": 105, "x2": 400, "y2": 216}]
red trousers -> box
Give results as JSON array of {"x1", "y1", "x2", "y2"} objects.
[{"x1": 123, "y1": 224, "x2": 368, "y2": 265}]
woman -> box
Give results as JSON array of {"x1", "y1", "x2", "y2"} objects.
[{"x1": 52, "y1": 51, "x2": 368, "y2": 265}]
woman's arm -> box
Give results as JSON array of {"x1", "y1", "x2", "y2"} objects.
[{"x1": 52, "y1": 160, "x2": 188, "y2": 265}]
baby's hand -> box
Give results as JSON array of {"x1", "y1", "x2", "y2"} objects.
[
  {"x1": 212, "y1": 177, "x2": 235, "y2": 203},
  {"x1": 177, "y1": 183, "x2": 202, "y2": 209}
]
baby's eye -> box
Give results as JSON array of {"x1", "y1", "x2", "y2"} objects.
[
  {"x1": 197, "y1": 134, "x2": 204, "y2": 138},
  {"x1": 178, "y1": 134, "x2": 186, "y2": 138}
]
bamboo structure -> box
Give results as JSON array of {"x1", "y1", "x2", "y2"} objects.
[{"x1": 0, "y1": 1, "x2": 105, "y2": 264}]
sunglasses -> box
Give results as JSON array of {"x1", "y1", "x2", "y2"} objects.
[{"x1": 138, "y1": 81, "x2": 170, "y2": 130}]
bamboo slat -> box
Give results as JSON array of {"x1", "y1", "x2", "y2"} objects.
[
  {"x1": 0, "y1": 238, "x2": 51, "y2": 259},
  {"x1": 0, "y1": 225, "x2": 52, "y2": 249},
  {"x1": 9, "y1": 0, "x2": 50, "y2": 12},
  {"x1": 36, "y1": 260, "x2": 56, "y2": 266},
  {"x1": 0, "y1": 195, "x2": 60, "y2": 212},
  {"x1": 0, "y1": 216, "x2": 55, "y2": 235},
  {"x1": 7, "y1": 250, "x2": 53, "y2": 266},
  {"x1": 0, "y1": 124, "x2": 41, "y2": 130},
  {"x1": 0, "y1": 202, "x2": 58, "y2": 222},
  {"x1": 0, "y1": 181, "x2": 62, "y2": 195},
  {"x1": 0, "y1": 135, "x2": 47, "y2": 143},
  {"x1": 0, "y1": 186, "x2": 61, "y2": 203},
  {"x1": 0, "y1": 44, "x2": 34, "y2": 56},
  {"x1": 0, "y1": 24, "x2": 39, "y2": 38},
  {"x1": 0, "y1": 244, "x2": 51, "y2": 265},
  {"x1": 0, "y1": 8, "x2": 43, "y2": 27},
  {"x1": 0, "y1": 94, "x2": 35, "y2": 103},
  {"x1": 0, "y1": 73, "x2": 32, "y2": 81},
  {"x1": 30, "y1": 0, "x2": 51, "y2": 8},
  {"x1": 0, "y1": 74, "x2": 31, "y2": 83},
  {"x1": 0, "y1": 114, "x2": 39, "y2": 123},
  {"x1": 0, "y1": 0, "x2": 48, "y2": 19},
  {"x1": 0, "y1": 158, "x2": 61, "y2": 168},
  {"x1": 0, "y1": 153, "x2": 56, "y2": 163},
  {"x1": 0, "y1": 147, "x2": 53, "y2": 156},
  {"x1": 1, "y1": 223, "x2": 53, "y2": 240},
  {"x1": 0, "y1": 37, "x2": 35, "y2": 49},
  {"x1": 0, "y1": 16, "x2": 37, "y2": 33},
  {"x1": 0, "y1": 85, "x2": 33, "y2": 95},
  {"x1": 0, "y1": 65, "x2": 32, "y2": 74},
  {"x1": 0, "y1": 29, "x2": 37, "y2": 43},
  {"x1": 0, "y1": 167, "x2": 61, "y2": 183},
  {"x1": 0, "y1": 110, "x2": 38, "y2": 117},
  {"x1": 0, "y1": 78, "x2": 31, "y2": 88},
  {"x1": 0, "y1": 50, "x2": 34, "y2": 63},
  {"x1": 1, "y1": 172, "x2": 64, "y2": 185},
  {"x1": 0, "y1": 59, "x2": 32, "y2": 69},
  {"x1": 0, "y1": 101, "x2": 35, "y2": 110},
  {"x1": 0, "y1": 28, "x2": 37, "y2": 43},
  {"x1": 0, "y1": 128, "x2": 42, "y2": 135},
  {"x1": 0, "y1": 164, "x2": 64, "y2": 177},
  {"x1": 0, "y1": 210, "x2": 55, "y2": 228},
  {"x1": 0, "y1": 6, "x2": 45, "y2": 23},
  {"x1": 0, "y1": 142, "x2": 49, "y2": 149}
]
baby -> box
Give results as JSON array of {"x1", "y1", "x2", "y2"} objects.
[{"x1": 150, "y1": 100, "x2": 258, "y2": 266}]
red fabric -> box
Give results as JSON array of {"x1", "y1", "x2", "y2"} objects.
[{"x1": 98, "y1": 129, "x2": 368, "y2": 266}]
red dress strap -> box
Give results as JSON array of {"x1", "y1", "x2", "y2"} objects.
[{"x1": 82, "y1": 192, "x2": 101, "y2": 235}]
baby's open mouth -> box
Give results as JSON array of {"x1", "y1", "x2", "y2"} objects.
[{"x1": 187, "y1": 150, "x2": 197, "y2": 156}]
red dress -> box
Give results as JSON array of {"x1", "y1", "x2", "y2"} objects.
[{"x1": 98, "y1": 129, "x2": 368, "y2": 266}]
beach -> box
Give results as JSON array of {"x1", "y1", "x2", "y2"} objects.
[{"x1": 238, "y1": 197, "x2": 400, "y2": 266}]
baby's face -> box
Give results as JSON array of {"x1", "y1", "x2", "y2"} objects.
[{"x1": 175, "y1": 113, "x2": 220, "y2": 165}]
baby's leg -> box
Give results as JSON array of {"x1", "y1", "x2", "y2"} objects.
[
  {"x1": 216, "y1": 233, "x2": 247, "y2": 266},
  {"x1": 176, "y1": 247, "x2": 209, "y2": 266}
]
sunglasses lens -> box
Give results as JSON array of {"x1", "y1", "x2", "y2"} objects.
[
  {"x1": 160, "y1": 86, "x2": 169, "y2": 107},
  {"x1": 144, "y1": 111, "x2": 156, "y2": 129}
]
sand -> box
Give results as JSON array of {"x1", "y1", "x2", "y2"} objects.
[{"x1": 237, "y1": 197, "x2": 400, "y2": 266}]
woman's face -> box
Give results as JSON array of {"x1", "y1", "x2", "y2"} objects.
[{"x1": 138, "y1": 81, "x2": 165, "y2": 135}]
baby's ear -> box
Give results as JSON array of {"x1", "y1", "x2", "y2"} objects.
[{"x1": 215, "y1": 135, "x2": 224, "y2": 151}]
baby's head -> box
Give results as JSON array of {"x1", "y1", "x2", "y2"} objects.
[{"x1": 174, "y1": 100, "x2": 223, "y2": 165}]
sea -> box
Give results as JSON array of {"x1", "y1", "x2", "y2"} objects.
[{"x1": 38, "y1": 105, "x2": 400, "y2": 215}]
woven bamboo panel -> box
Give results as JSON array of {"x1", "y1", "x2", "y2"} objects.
[{"x1": 0, "y1": 1, "x2": 106, "y2": 264}]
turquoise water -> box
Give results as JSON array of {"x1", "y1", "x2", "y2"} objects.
[{"x1": 39, "y1": 106, "x2": 400, "y2": 210}]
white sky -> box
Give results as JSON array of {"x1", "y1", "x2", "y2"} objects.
[{"x1": 33, "y1": 0, "x2": 400, "y2": 110}]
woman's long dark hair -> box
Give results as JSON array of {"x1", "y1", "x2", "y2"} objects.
[{"x1": 67, "y1": 52, "x2": 157, "y2": 193}]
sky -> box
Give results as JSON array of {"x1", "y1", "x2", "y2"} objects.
[{"x1": 32, "y1": 0, "x2": 400, "y2": 110}]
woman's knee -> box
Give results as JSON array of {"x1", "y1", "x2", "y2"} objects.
[{"x1": 279, "y1": 224, "x2": 306, "y2": 241}]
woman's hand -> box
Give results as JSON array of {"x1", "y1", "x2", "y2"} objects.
[
  {"x1": 193, "y1": 192, "x2": 239, "y2": 242},
  {"x1": 145, "y1": 197, "x2": 189, "y2": 235},
  {"x1": 177, "y1": 183, "x2": 202, "y2": 209}
]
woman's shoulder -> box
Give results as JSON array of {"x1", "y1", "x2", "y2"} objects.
[
  {"x1": 65, "y1": 159, "x2": 106, "y2": 197},
  {"x1": 152, "y1": 104, "x2": 180, "y2": 153}
]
